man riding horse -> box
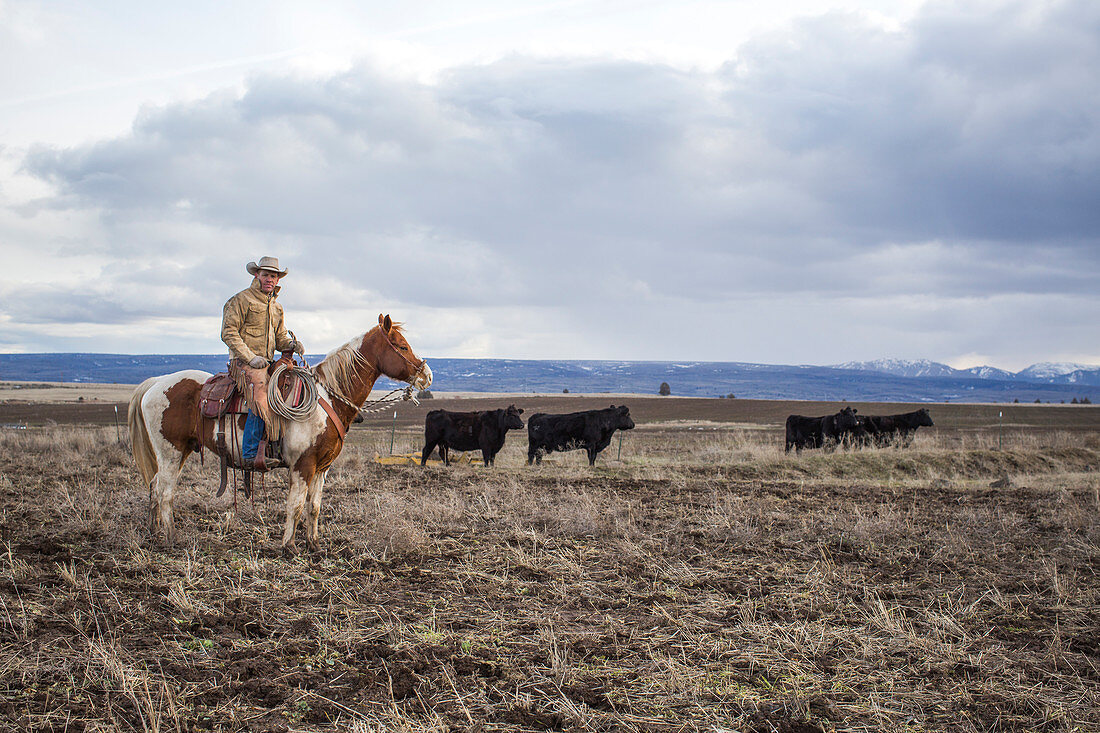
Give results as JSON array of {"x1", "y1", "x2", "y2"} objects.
[{"x1": 221, "y1": 256, "x2": 305, "y2": 471}]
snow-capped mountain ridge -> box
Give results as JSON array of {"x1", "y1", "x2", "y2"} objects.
[
  {"x1": 834, "y1": 359, "x2": 958, "y2": 379},
  {"x1": 1016, "y1": 362, "x2": 1096, "y2": 380},
  {"x1": 834, "y1": 359, "x2": 1100, "y2": 385},
  {"x1": 962, "y1": 366, "x2": 1016, "y2": 381}
]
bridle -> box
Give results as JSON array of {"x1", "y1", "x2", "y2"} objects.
[
  {"x1": 325, "y1": 326, "x2": 429, "y2": 414},
  {"x1": 376, "y1": 325, "x2": 429, "y2": 384}
]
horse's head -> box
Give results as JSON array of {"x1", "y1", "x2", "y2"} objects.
[{"x1": 371, "y1": 314, "x2": 432, "y2": 390}]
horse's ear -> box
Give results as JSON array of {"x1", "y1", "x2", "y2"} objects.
[{"x1": 379, "y1": 314, "x2": 392, "y2": 332}]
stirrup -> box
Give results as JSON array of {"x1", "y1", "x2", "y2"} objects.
[
  {"x1": 251, "y1": 439, "x2": 285, "y2": 472},
  {"x1": 251, "y1": 456, "x2": 283, "y2": 472}
]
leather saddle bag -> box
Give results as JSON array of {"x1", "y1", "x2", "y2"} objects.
[{"x1": 199, "y1": 373, "x2": 239, "y2": 419}]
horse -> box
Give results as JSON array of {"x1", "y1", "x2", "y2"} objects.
[{"x1": 127, "y1": 314, "x2": 431, "y2": 556}]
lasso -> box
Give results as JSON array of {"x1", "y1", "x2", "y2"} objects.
[{"x1": 267, "y1": 361, "x2": 319, "y2": 421}]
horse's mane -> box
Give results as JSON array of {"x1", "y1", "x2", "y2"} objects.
[
  {"x1": 313, "y1": 334, "x2": 370, "y2": 398},
  {"x1": 312, "y1": 323, "x2": 404, "y2": 398}
]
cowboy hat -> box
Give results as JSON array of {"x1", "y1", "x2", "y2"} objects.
[{"x1": 246, "y1": 256, "x2": 288, "y2": 277}]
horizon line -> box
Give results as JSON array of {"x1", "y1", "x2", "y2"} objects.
[{"x1": 0, "y1": 352, "x2": 1097, "y2": 374}]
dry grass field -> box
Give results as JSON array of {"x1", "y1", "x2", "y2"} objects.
[{"x1": 1, "y1": 390, "x2": 1098, "y2": 732}]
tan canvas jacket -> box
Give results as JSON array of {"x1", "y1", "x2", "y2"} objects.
[{"x1": 221, "y1": 279, "x2": 294, "y2": 363}]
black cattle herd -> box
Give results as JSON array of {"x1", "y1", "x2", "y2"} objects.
[
  {"x1": 785, "y1": 407, "x2": 934, "y2": 453},
  {"x1": 416, "y1": 402, "x2": 933, "y2": 466},
  {"x1": 421, "y1": 404, "x2": 636, "y2": 466}
]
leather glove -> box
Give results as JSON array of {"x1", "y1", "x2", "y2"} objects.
[
  {"x1": 292, "y1": 340, "x2": 305, "y2": 356},
  {"x1": 248, "y1": 356, "x2": 268, "y2": 369}
]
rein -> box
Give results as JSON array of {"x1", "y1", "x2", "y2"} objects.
[
  {"x1": 323, "y1": 378, "x2": 417, "y2": 414},
  {"x1": 356, "y1": 385, "x2": 419, "y2": 415}
]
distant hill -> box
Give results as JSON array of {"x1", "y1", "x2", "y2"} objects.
[{"x1": 1, "y1": 354, "x2": 1097, "y2": 404}]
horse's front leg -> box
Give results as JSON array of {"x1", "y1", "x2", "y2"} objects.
[
  {"x1": 305, "y1": 470, "x2": 328, "y2": 554},
  {"x1": 282, "y1": 468, "x2": 309, "y2": 557}
]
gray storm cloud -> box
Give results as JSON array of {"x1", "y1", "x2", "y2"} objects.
[{"x1": 7, "y1": 0, "x2": 1100, "y2": 364}]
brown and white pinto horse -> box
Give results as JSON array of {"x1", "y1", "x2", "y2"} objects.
[{"x1": 128, "y1": 315, "x2": 431, "y2": 556}]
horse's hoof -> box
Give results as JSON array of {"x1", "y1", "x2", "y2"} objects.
[
  {"x1": 282, "y1": 543, "x2": 298, "y2": 559},
  {"x1": 307, "y1": 539, "x2": 321, "y2": 555}
]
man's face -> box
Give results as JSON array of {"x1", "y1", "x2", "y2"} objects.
[{"x1": 256, "y1": 270, "x2": 280, "y2": 294}]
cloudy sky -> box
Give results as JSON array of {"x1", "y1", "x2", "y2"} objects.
[{"x1": 1, "y1": 0, "x2": 1097, "y2": 370}]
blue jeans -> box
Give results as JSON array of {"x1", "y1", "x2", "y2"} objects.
[{"x1": 242, "y1": 410, "x2": 265, "y2": 461}]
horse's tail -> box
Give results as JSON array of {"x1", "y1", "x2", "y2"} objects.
[{"x1": 128, "y1": 377, "x2": 159, "y2": 487}]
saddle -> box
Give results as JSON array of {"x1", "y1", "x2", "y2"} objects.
[
  {"x1": 196, "y1": 369, "x2": 248, "y2": 498},
  {"x1": 198, "y1": 359, "x2": 293, "y2": 498}
]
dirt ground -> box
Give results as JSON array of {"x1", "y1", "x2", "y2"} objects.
[
  {"x1": 0, "y1": 392, "x2": 1098, "y2": 731},
  {"x1": 5, "y1": 379, "x2": 1099, "y2": 436}
]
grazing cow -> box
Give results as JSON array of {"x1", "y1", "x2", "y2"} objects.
[
  {"x1": 862, "y1": 408, "x2": 934, "y2": 447},
  {"x1": 785, "y1": 406, "x2": 861, "y2": 453},
  {"x1": 527, "y1": 405, "x2": 635, "y2": 466},
  {"x1": 421, "y1": 405, "x2": 525, "y2": 466}
]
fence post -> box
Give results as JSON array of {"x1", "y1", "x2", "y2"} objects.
[{"x1": 389, "y1": 410, "x2": 397, "y2": 454}]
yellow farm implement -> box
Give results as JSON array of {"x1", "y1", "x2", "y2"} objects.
[{"x1": 373, "y1": 452, "x2": 484, "y2": 466}]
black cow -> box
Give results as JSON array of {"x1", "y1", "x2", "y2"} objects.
[
  {"x1": 527, "y1": 405, "x2": 635, "y2": 466},
  {"x1": 421, "y1": 405, "x2": 525, "y2": 466},
  {"x1": 784, "y1": 406, "x2": 861, "y2": 453},
  {"x1": 862, "y1": 408, "x2": 933, "y2": 447}
]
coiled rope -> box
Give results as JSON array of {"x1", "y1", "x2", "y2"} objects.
[{"x1": 267, "y1": 361, "x2": 319, "y2": 421}]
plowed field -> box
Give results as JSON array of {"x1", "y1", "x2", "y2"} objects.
[{"x1": 1, "y1": 393, "x2": 1098, "y2": 731}]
